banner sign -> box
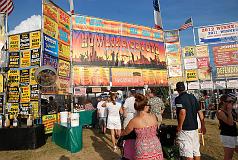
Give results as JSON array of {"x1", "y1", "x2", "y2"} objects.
[
  {"x1": 58, "y1": 41, "x2": 70, "y2": 61},
  {"x1": 43, "y1": 2, "x2": 58, "y2": 22},
  {"x1": 184, "y1": 58, "x2": 197, "y2": 70},
  {"x1": 20, "y1": 86, "x2": 30, "y2": 103},
  {"x1": 30, "y1": 31, "x2": 41, "y2": 49},
  {"x1": 58, "y1": 59, "x2": 70, "y2": 77},
  {"x1": 30, "y1": 68, "x2": 37, "y2": 85},
  {"x1": 164, "y1": 30, "x2": 179, "y2": 43},
  {"x1": 57, "y1": 76, "x2": 70, "y2": 94},
  {"x1": 20, "y1": 103, "x2": 30, "y2": 115},
  {"x1": 30, "y1": 85, "x2": 39, "y2": 101},
  {"x1": 111, "y1": 68, "x2": 144, "y2": 86},
  {"x1": 216, "y1": 65, "x2": 238, "y2": 78},
  {"x1": 20, "y1": 50, "x2": 31, "y2": 68},
  {"x1": 198, "y1": 68, "x2": 211, "y2": 80},
  {"x1": 166, "y1": 53, "x2": 181, "y2": 65},
  {"x1": 43, "y1": 15, "x2": 58, "y2": 39},
  {"x1": 198, "y1": 22, "x2": 238, "y2": 44},
  {"x1": 200, "y1": 81, "x2": 213, "y2": 89},
  {"x1": 42, "y1": 114, "x2": 58, "y2": 134},
  {"x1": 58, "y1": 23, "x2": 70, "y2": 45},
  {"x1": 168, "y1": 65, "x2": 183, "y2": 77},
  {"x1": 8, "y1": 103, "x2": 19, "y2": 119},
  {"x1": 8, "y1": 86, "x2": 19, "y2": 103},
  {"x1": 9, "y1": 35, "x2": 20, "y2": 52},
  {"x1": 31, "y1": 48, "x2": 41, "y2": 66},
  {"x1": 182, "y1": 46, "x2": 195, "y2": 58},
  {"x1": 8, "y1": 70, "x2": 20, "y2": 86},
  {"x1": 0, "y1": 74, "x2": 3, "y2": 92},
  {"x1": 141, "y1": 69, "x2": 168, "y2": 86},
  {"x1": 0, "y1": 95, "x2": 3, "y2": 113},
  {"x1": 73, "y1": 66, "x2": 110, "y2": 86},
  {"x1": 72, "y1": 30, "x2": 166, "y2": 68},
  {"x1": 43, "y1": 34, "x2": 58, "y2": 57},
  {"x1": 165, "y1": 43, "x2": 180, "y2": 53},
  {"x1": 214, "y1": 81, "x2": 226, "y2": 89},
  {"x1": 42, "y1": 53, "x2": 58, "y2": 70},
  {"x1": 31, "y1": 101, "x2": 39, "y2": 119},
  {"x1": 185, "y1": 69, "x2": 198, "y2": 81},
  {"x1": 8, "y1": 52, "x2": 20, "y2": 68},
  {"x1": 197, "y1": 57, "x2": 209, "y2": 68},
  {"x1": 20, "y1": 69, "x2": 30, "y2": 86},
  {"x1": 58, "y1": 8, "x2": 70, "y2": 30},
  {"x1": 20, "y1": 33, "x2": 30, "y2": 50},
  {"x1": 188, "y1": 81, "x2": 200, "y2": 90},
  {"x1": 213, "y1": 43, "x2": 238, "y2": 66},
  {"x1": 227, "y1": 79, "x2": 238, "y2": 89},
  {"x1": 196, "y1": 45, "x2": 209, "y2": 57},
  {"x1": 74, "y1": 87, "x2": 87, "y2": 96}
]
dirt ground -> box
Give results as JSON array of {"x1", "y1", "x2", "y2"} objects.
[{"x1": 0, "y1": 119, "x2": 237, "y2": 160}]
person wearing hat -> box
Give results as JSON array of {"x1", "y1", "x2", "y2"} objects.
[
  {"x1": 175, "y1": 82, "x2": 206, "y2": 160},
  {"x1": 217, "y1": 93, "x2": 238, "y2": 160}
]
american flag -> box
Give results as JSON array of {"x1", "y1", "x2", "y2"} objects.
[
  {"x1": 0, "y1": 0, "x2": 14, "y2": 15},
  {"x1": 179, "y1": 18, "x2": 193, "y2": 31},
  {"x1": 153, "y1": 0, "x2": 163, "y2": 30}
]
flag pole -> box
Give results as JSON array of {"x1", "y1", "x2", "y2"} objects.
[{"x1": 191, "y1": 17, "x2": 196, "y2": 46}]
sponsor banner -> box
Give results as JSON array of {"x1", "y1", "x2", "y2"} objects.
[
  {"x1": 30, "y1": 31, "x2": 41, "y2": 49},
  {"x1": 30, "y1": 85, "x2": 39, "y2": 101},
  {"x1": 72, "y1": 15, "x2": 164, "y2": 42},
  {"x1": 198, "y1": 67, "x2": 211, "y2": 80},
  {"x1": 20, "y1": 103, "x2": 30, "y2": 115},
  {"x1": 43, "y1": 2, "x2": 58, "y2": 22},
  {"x1": 227, "y1": 79, "x2": 238, "y2": 89},
  {"x1": 20, "y1": 69, "x2": 30, "y2": 86},
  {"x1": 58, "y1": 23, "x2": 70, "y2": 45},
  {"x1": 8, "y1": 86, "x2": 20, "y2": 103},
  {"x1": 216, "y1": 65, "x2": 238, "y2": 78},
  {"x1": 213, "y1": 43, "x2": 238, "y2": 66},
  {"x1": 8, "y1": 52, "x2": 20, "y2": 68},
  {"x1": 188, "y1": 81, "x2": 200, "y2": 90},
  {"x1": 20, "y1": 33, "x2": 30, "y2": 50},
  {"x1": 58, "y1": 59, "x2": 70, "y2": 77},
  {"x1": 165, "y1": 42, "x2": 180, "y2": 53},
  {"x1": 7, "y1": 70, "x2": 20, "y2": 86},
  {"x1": 72, "y1": 30, "x2": 166, "y2": 68},
  {"x1": 20, "y1": 50, "x2": 31, "y2": 68},
  {"x1": 92, "y1": 87, "x2": 102, "y2": 93},
  {"x1": 43, "y1": 34, "x2": 58, "y2": 57},
  {"x1": 57, "y1": 76, "x2": 70, "y2": 94},
  {"x1": 31, "y1": 48, "x2": 41, "y2": 66},
  {"x1": 214, "y1": 81, "x2": 226, "y2": 89},
  {"x1": 58, "y1": 8, "x2": 70, "y2": 30},
  {"x1": 42, "y1": 114, "x2": 59, "y2": 134},
  {"x1": 184, "y1": 58, "x2": 197, "y2": 70},
  {"x1": 31, "y1": 101, "x2": 39, "y2": 119},
  {"x1": 0, "y1": 95, "x2": 3, "y2": 113},
  {"x1": 111, "y1": 68, "x2": 144, "y2": 87},
  {"x1": 164, "y1": 30, "x2": 179, "y2": 43},
  {"x1": 42, "y1": 53, "x2": 58, "y2": 70},
  {"x1": 30, "y1": 68, "x2": 38, "y2": 85},
  {"x1": 20, "y1": 86, "x2": 31, "y2": 103},
  {"x1": 182, "y1": 46, "x2": 195, "y2": 58},
  {"x1": 197, "y1": 57, "x2": 209, "y2": 68},
  {"x1": 200, "y1": 81, "x2": 213, "y2": 89},
  {"x1": 166, "y1": 53, "x2": 181, "y2": 65},
  {"x1": 58, "y1": 41, "x2": 70, "y2": 61},
  {"x1": 43, "y1": 15, "x2": 58, "y2": 39},
  {"x1": 73, "y1": 66, "x2": 110, "y2": 86},
  {"x1": 9, "y1": 35, "x2": 20, "y2": 52},
  {"x1": 185, "y1": 69, "x2": 198, "y2": 81},
  {"x1": 168, "y1": 65, "x2": 183, "y2": 77},
  {"x1": 0, "y1": 74, "x2": 3, "y2": 92},
  {"x1": 196, "y1": 45, "x2": 209, "y2": 57},
  {"x1": 8, "y1": 103, "x2": 19, "y2": 119},
  {"x1": 74, "y1": 87, "x2": 87, "y2": 96},
  {"x1": 198, "y1": 22, "x2": 238, "y2": 44}
]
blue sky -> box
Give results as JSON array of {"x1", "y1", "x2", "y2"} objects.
[{"x1": 8, "y1": 0, "x2": 238, "y2": 47}]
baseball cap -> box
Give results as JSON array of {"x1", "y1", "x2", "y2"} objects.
[
  {"x1": 227, "y1": 92, "x2": 237, "y2": 103},
  {"x1": 176, "y1": 82, "x2": 185, "y2": 91}
]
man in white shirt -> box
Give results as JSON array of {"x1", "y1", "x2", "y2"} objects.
[{"x1": 97, "y1": 96, "x2": 108, "y2": 134}]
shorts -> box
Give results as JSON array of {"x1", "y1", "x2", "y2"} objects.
[
  {"x1": 107, "y1": 117, "x2": 121, "y2": 130},
  {"x1": 177, "y1": 130, "x2": 200, "y2": 158},
  {"x1": 220, "y1": 135, "x2": 238, "y2": 148},
  {"x1": 98, "y1": 117, "x2": 107, "y2": 126}
]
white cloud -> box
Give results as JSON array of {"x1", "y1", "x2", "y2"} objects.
[{"x1": 9, "y1": 15, "x2": 41, "y2": 35}]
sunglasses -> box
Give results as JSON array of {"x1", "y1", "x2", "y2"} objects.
[{"x1": 224, "y1": 100, "x2": 234, "y2": 104}]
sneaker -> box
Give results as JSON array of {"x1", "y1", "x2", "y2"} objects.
[{"x1": 113, "y1": 146, "x2": 118, "y2": 152}]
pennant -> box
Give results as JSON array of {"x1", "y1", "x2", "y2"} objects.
[
  {"x1": 153, "y1": 0, "x2": 163, "y2": 30},
  {"x1": 179, "y1": 17, "x2": 193, "y2": 31}
]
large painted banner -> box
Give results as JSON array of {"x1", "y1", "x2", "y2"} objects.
[
  {"x1": 72, "y1": 30, "x2": 166, "y2": 68},
  {"x1": 213, "y1": 43, "x2": 238, "y2": 66},
  {"x1": 198, "y1": 22, "x2": 238, "y2": 44}
]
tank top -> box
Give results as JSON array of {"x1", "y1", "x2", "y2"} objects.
[{"x1": 218, "y1": 110, "x2": 237, "y2": 137}]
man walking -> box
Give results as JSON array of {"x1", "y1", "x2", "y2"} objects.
[{"x1": 175, "y1": 82, "x2": 206, "y2": 160}]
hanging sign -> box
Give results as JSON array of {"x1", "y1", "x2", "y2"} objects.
[
  {"x1": 31, "y1": 49, "x2": 40, "y2": 66},
  {"x1": 9, "y1": 35, "x2": 20, "y2": 52},
  {"x1": 20, "y1": 50, "x2": 31, "y2": 68},
  {"x1": 20, "y1": 69, "x2": 30, "y2": 86},
  {"x1": 8, "y1": 52, "x2": 20, "y2": 68},
  {"x1": 30, "y1": 31, "x2": 41, "y2": 49},
  {"x1": 20, "y1": 33, "x2": 30, "y2": 50},
  {"x1": 185, "y1": 70, "x2": 198, "y2": 81}
]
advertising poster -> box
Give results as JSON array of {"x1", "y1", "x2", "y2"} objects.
[
  {"x1": 58, "y1": 59, "x2": 70, "y2": 77},
  {"x1": 31, "y1": 101, "x2": 39, "y2": 119},
  {"x1": 111, "y1": 68, "x2": 144, "y2": 87},
  {"x1": 216, "y1": 65, "x2": 238, "y2": 78},
  {"x1": 42, "y1": 114, "x2": 58, "y2": 134},
  {"x1": 58, "y1": 8, "x2": 70, "y2": 30},
  {"x1": 182, "y1": 46, "x2": 195, "y2": 58},
  {"x1": 184, "y1": 58, "x2": 198, "y2": 70},
  {"x1": 164, "y1": 30, "x2": 179, "y2": 43},
  {"x1": 42, "y1": 53, "x2": 58, "y2": 70},
  {"x1": 30, "y1": 68, "x2": 37, "y2": 85},
  {"x1": 198, "y1": 22, "x2": 238, "y2": 44},
  {"x1": 58, "y1": 23, "x2": 70, "y2": 45},
  {"x1": 8, "y1": 52, "x2": 20, "y2": 68},
  {"x1": 213, "y1": 43, "x2": 238, "y2": 66},
  {"x1": 197, "y1": 57, "x2": 209, "y2": 68},
  {"x1": 20, "y1": 33, "x2": 30, "y2": 50},
  {"x1": 200, "y1": 81, "x2": 213, "y2": 90},
  {"x1": 7, "y1": 70, "x2": 20, "y2": 86},
  {"x1": 73, "y1": 66, "x2": 110, "y2": 86},
  {"x1": 185, "y1": 69, "x2": 198, "y2": 81},
  {"x1": 43, "y1": 2, "x2": 58, "y2": 22},
  {"x1": 9, "y1": 35, "x2": 20, "y2": 52},
  {"x1": 0, "y1": 95, "x2": 3, "y2": 113},
  {"x1": 58, "y1": 41, "x2": 70, "y2": 61},
  {"x1": 20, "y1": 69, "x2": 30, "y2": 86},
  {"x1": 188, "y1": 81, "x2": 200, "y2": 90},
  {"x1": 165, "y1": 42, "x2": 180, "y2": 53},
  {"x1": 74, "y1": 87, "x2": 87, "y2": 96},
  {"x1": 166, "y1": 53, "x2": 181, "y2": 65},
  {"x1": 43, "y1": 34, "x2": 58, "y2": 57},
  {"x1": 214, "y1": 81, "x2": 226, "y2": 89},
  {"x1": 198, "y1": 68, "x2": 211, "y2": 80},
  {"x1": 8, "y1": 86, "x2": 19, "y2": 103},
  {"x1": 20, "y1": 50, "x2": 31, "y2": 68},
  {"x1": 31, "y1": 48, "x2": 40, "y2": 66},
  {"x1": 43, "y1": 15, "x2": 58, "y2": 39},
  {"x1": 20, "y1": 86, "x2": 30, "y2": 103},
  {"x1": 196, "y1": 45, "x2": 209, "y2": 57},
  {"x1": 30, "y1": 31, "x2": 41, "y2": 49},
  {"x1": 30, "y1": 85, "x2": 39, "y2": 101},
  {"x1": 72, "y1": 30, "x2": 166, "y2": 69},
  {"x1": 57, "y1": 76, "x2": 70, "y2": 94},
  {"x1": 8, "y1": 103, "x2": 19, "y2": 119},
  {"x1": 226, "y1": 79, "x2": 238, "y2": 89},
  {"x1": 168, "y1": 65, "x2": 183, "y2": 77},
  {"x1": 0, "y1": 74, "x2": 3, "y2": 92}
]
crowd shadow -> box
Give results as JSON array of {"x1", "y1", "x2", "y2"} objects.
[
  {"x1": 201, "y1": 153, "x2": 218, "y2": 160},
  {"x1": 59, "y1": 155, "x2": 70, "y2": 160}
]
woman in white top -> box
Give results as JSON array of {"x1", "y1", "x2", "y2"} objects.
[{"x1": 102, "y1": 93, "x2": 123, "y2": 151}]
